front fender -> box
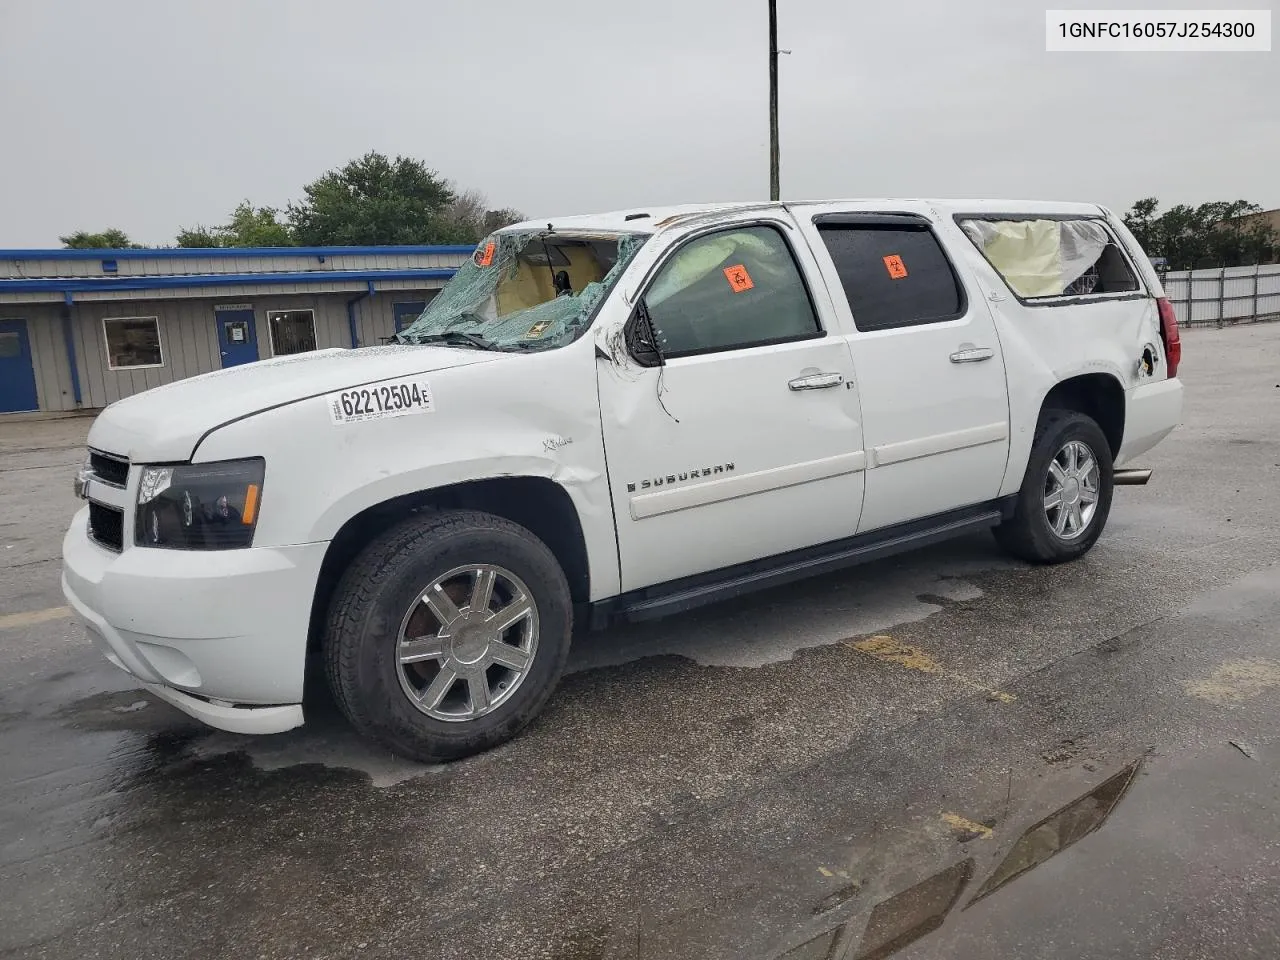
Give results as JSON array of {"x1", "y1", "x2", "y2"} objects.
[{"x1": 193, "y1": 340, "x2": 620, "y2": 600}]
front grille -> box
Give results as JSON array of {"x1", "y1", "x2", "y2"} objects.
[
  {"x1": 88, "y1": 449, "x2": 129, "y2": 487},
  {"x1": 88, "y1": 502, "x2": 124, "y2": 552}
]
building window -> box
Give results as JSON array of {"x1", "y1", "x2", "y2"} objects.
[
  {"x1": 267, "y1": 309, "x2": 318, "y2": 356},
  {"x1": 102, "y1": 317, "x2": 164, "y2": 369},
  {"x1": 393, "y1": 300, "x2": 427, "y2": 333}
]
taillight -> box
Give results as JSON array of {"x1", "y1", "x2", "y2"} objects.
[{"x1": 1157, "y1": 297, "x2": 1181, "y2": 378}]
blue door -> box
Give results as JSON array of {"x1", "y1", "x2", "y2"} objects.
[
  {"x1": 215, "y1": 309, "x2": 259, "y2": 367},
  {"x1": 0, "y1": 319, "x2": 40, "y2": 413}
]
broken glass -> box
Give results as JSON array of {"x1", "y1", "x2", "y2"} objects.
[{"x1": 398, "y1": 230, "x2": 649, "y2": 351}]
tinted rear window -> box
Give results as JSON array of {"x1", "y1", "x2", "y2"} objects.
[{"x1": 817, "y1": 225, "x2": 964, "y2": 332}]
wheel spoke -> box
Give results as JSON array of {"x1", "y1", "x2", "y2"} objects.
[
  {"x1": 1080, "y1": 485, "x2": 1099, "y2": 505},
  {"x1": 492, "y1": 594, "x2": 533, "y2": 633},
  {"x1": 487, "y1": 642, "x2": 531, "y2": 671},
  {"x1": 467, "y1": 674, "x2": 491, "y2": 713},
  {"x1": 1044, "y1": 490, "x2": 1064, "y2": 511},
  {"x1": 1048, "y1": 461, "x2": 1068, "y2": 487},
  {"x1": 399, "y1": 637, "x2": 446, "y2": 664},
  {"x1": 1078, "y1": 456, "x2": 1096, "y2": 482},
  {"x1": 424, "y1": 584, "x2": 462, "y2": 625},
  {"x1": 471, "y1": 567, "x2": 496, "y2": 614},
  {"x1": 419, "y1": 666, "x2": 459, "y2": 709},
  {"x1": 1065, "y1": 443, "x2": 1078, "y2": 473},
  {"x1": 1054, "y1": 505, "x2": 1070, "y2": 535},
  {"x1": 1069, "y1": 502, "x2": 1084, "y2": 533}
]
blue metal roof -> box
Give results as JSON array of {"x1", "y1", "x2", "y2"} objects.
[
  {"x1": 0, "y1": 267, "x2": 458, "y2": 296},
  {"x1": 0, "y1": 245, "x2": 478, "y2": 260}
]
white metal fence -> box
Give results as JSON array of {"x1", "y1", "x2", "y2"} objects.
[{"x1": 1158, "y1": 263, "x2": 1280, "y2": 327}]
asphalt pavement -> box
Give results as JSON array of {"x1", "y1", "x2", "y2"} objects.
[{"x1": 2, "y1": 324, "x2": 1279, "y2": 960}]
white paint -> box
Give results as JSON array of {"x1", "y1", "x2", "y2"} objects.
[
  {"x1": 597, "y1": 208, "x2": 866, "y2": 591},
  {"x1": 871, "y1": 421, "x2": 1008, "y2": 468},
  {"x1": 629, "y1": 451, "x2": 866, "y2": 520}
]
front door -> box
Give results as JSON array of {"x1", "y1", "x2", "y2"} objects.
[
  {"x1": 801, "y1": 212, "x2": 1010, "y2": 532},
  {"x1": 215, "y1": 308, "x2": 259, "y2": 367},
  {"x1": 0, "y1": 319, "x2": 39, "y2": 413},
  {"x1": 596, "y1": 216, "x2": 866, "y2": 592}
]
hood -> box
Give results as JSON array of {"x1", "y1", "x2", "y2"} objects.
[{"x1": 87, "y1": 345, "x2": 500, "y2": 462}]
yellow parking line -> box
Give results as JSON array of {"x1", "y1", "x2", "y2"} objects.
[
  {"x1": 845, "y1": 635, "x2": 1016, "y2": 703},
  {"x1": 941, "y1": 812, "x2": 994, "y2": 839},
  {"x1": 0, "y1": 606, "x2": 72, "y2": 631}
]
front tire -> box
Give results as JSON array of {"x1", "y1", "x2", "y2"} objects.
[
  {"x1": 324, "y1": 509, "x2": 573, "y2": 762},
  {"x1": 994, "y1": 411, "x2": 1114, "y2": 564}
]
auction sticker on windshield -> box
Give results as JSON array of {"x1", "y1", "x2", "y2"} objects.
[{"x1": 327, "y1": 376, "x2": 435, "y2": 424}]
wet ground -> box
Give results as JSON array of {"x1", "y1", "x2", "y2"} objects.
[{"x1": 3, "y1": 324, "x2": 1280, "y2": 960}]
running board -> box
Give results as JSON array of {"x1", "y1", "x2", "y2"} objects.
[
  {"x1": 1113, "y1": 468, "x2": 1152, "y2": 485},
  {"x1": 596, "y1": 500, "x2": 1011, "y2": 626}
]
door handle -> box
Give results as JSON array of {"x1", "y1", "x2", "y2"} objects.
[
  {"x1": 949, "y1": 347, "x2": 994, "y2": 363},
  {"x1": 788, "y1": 372, "x2": 845, "y2": 391}
]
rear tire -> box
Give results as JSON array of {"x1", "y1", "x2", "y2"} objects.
[
  {"x1": 994, "y1": 411, "x2": 1114, "y2": 564},
  {"x1": 324, "y1": 509, "x2": 572, "y2": 762}
]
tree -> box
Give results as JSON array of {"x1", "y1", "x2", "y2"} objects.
[
  {"x1": 174, "y1": 225, "x2": 223, "y2": 248},
  {"x1": 439, "y1": 186, "x2": 526, "y2": 242},
  {"x1": 1121, "y1": 197, "x2": 1159, "y2": 255},
  {"x1": 482, "y1": 207, "x2": 526, "y2": 236},
  {"x1": 288, "y1": 152, "x2": 463, "y2": 245},
  {"x1": 60, "y1": 228, "x2": 140, "y2": 249},
  {"x1": 176, "y1": 201, "x2": 294, "y2": 248},
  {"x1": 1122, "y1": 198, "x2": 1279, "y2": 268}
]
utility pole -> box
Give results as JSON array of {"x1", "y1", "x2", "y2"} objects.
[{"x1": 768, "y1": 0, "x2": 779, "y2": 201}]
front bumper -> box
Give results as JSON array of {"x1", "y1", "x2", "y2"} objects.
[{"x1": 62, "y1": 506, "x2": 327, "y2": 735}]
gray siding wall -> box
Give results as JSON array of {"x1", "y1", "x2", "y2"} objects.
[
  {"x1": 4, "y1": 281, "x2": 455, "y2": 413},
  {"x1": 355, "y1": 289, "x2": 441, "y2": 346},
  {"x1": 71, "y1": 298, "x2": 224, "y2": 408}
]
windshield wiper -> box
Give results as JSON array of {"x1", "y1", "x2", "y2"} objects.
[{"x1": 410, "y1": 332, "x2": 502, "y2": 351}]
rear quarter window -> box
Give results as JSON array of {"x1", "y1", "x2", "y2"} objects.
[
  {"x1": 959, "y1": 218, "x2": 1142, "y2": 300},
  {"x1": 816, "y1": 224, "x2": 965, "y2": 332}
]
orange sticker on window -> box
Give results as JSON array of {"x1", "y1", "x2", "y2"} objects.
[
  {"x1": 723, "y1": 264, "x2": 754, "y2": 293},
  {"x1": 883, "y1": 254, "x2": 907, "y2": 279},
  {"x1": 475, "y1": 241, "x2": 496, "y2": 267}
]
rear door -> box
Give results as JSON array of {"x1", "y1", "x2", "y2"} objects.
[{"x1": 797, "y1": 211, "x2": 1011, "y2": 532}]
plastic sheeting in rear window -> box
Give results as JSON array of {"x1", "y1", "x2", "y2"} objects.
[{"x1": 960, "y1": 218, "x2": 1112, "y2": 298}]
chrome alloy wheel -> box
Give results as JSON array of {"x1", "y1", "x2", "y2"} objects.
[
  {"x1": 395, "y1": 564, "x2": 539, "y2": 722},
  {"x1": 1043, "y1": 439, "x2": 1100, "y2": 541}
]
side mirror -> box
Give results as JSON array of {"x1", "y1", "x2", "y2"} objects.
[{"x1": 623, "y1": 301, "x2": 664, "y2": 368}]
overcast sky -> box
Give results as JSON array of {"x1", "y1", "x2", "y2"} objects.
[{"x1": 1, "y1": 0, "x2": 1276, "y2": 247}]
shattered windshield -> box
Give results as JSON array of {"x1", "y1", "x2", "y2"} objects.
[{"x1": 397, "y1": 230, "x2": 649, "y2": 351}]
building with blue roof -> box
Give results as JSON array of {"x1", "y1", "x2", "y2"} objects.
[{"x1": 0, "y1": 245, "x2": 471, "y2": 415}]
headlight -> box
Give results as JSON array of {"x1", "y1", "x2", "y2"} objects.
[{"x1": 135, "y1": 458, "x2": 265, "y2": 550}]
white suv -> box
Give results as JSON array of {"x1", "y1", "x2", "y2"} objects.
[{"x1": 62, "y1": 199, "x2": 1184, "y2": 761}]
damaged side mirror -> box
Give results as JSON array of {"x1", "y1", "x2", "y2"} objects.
[{"x1": 624, "y1": 300, "x2": 664, "y2": 368}]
